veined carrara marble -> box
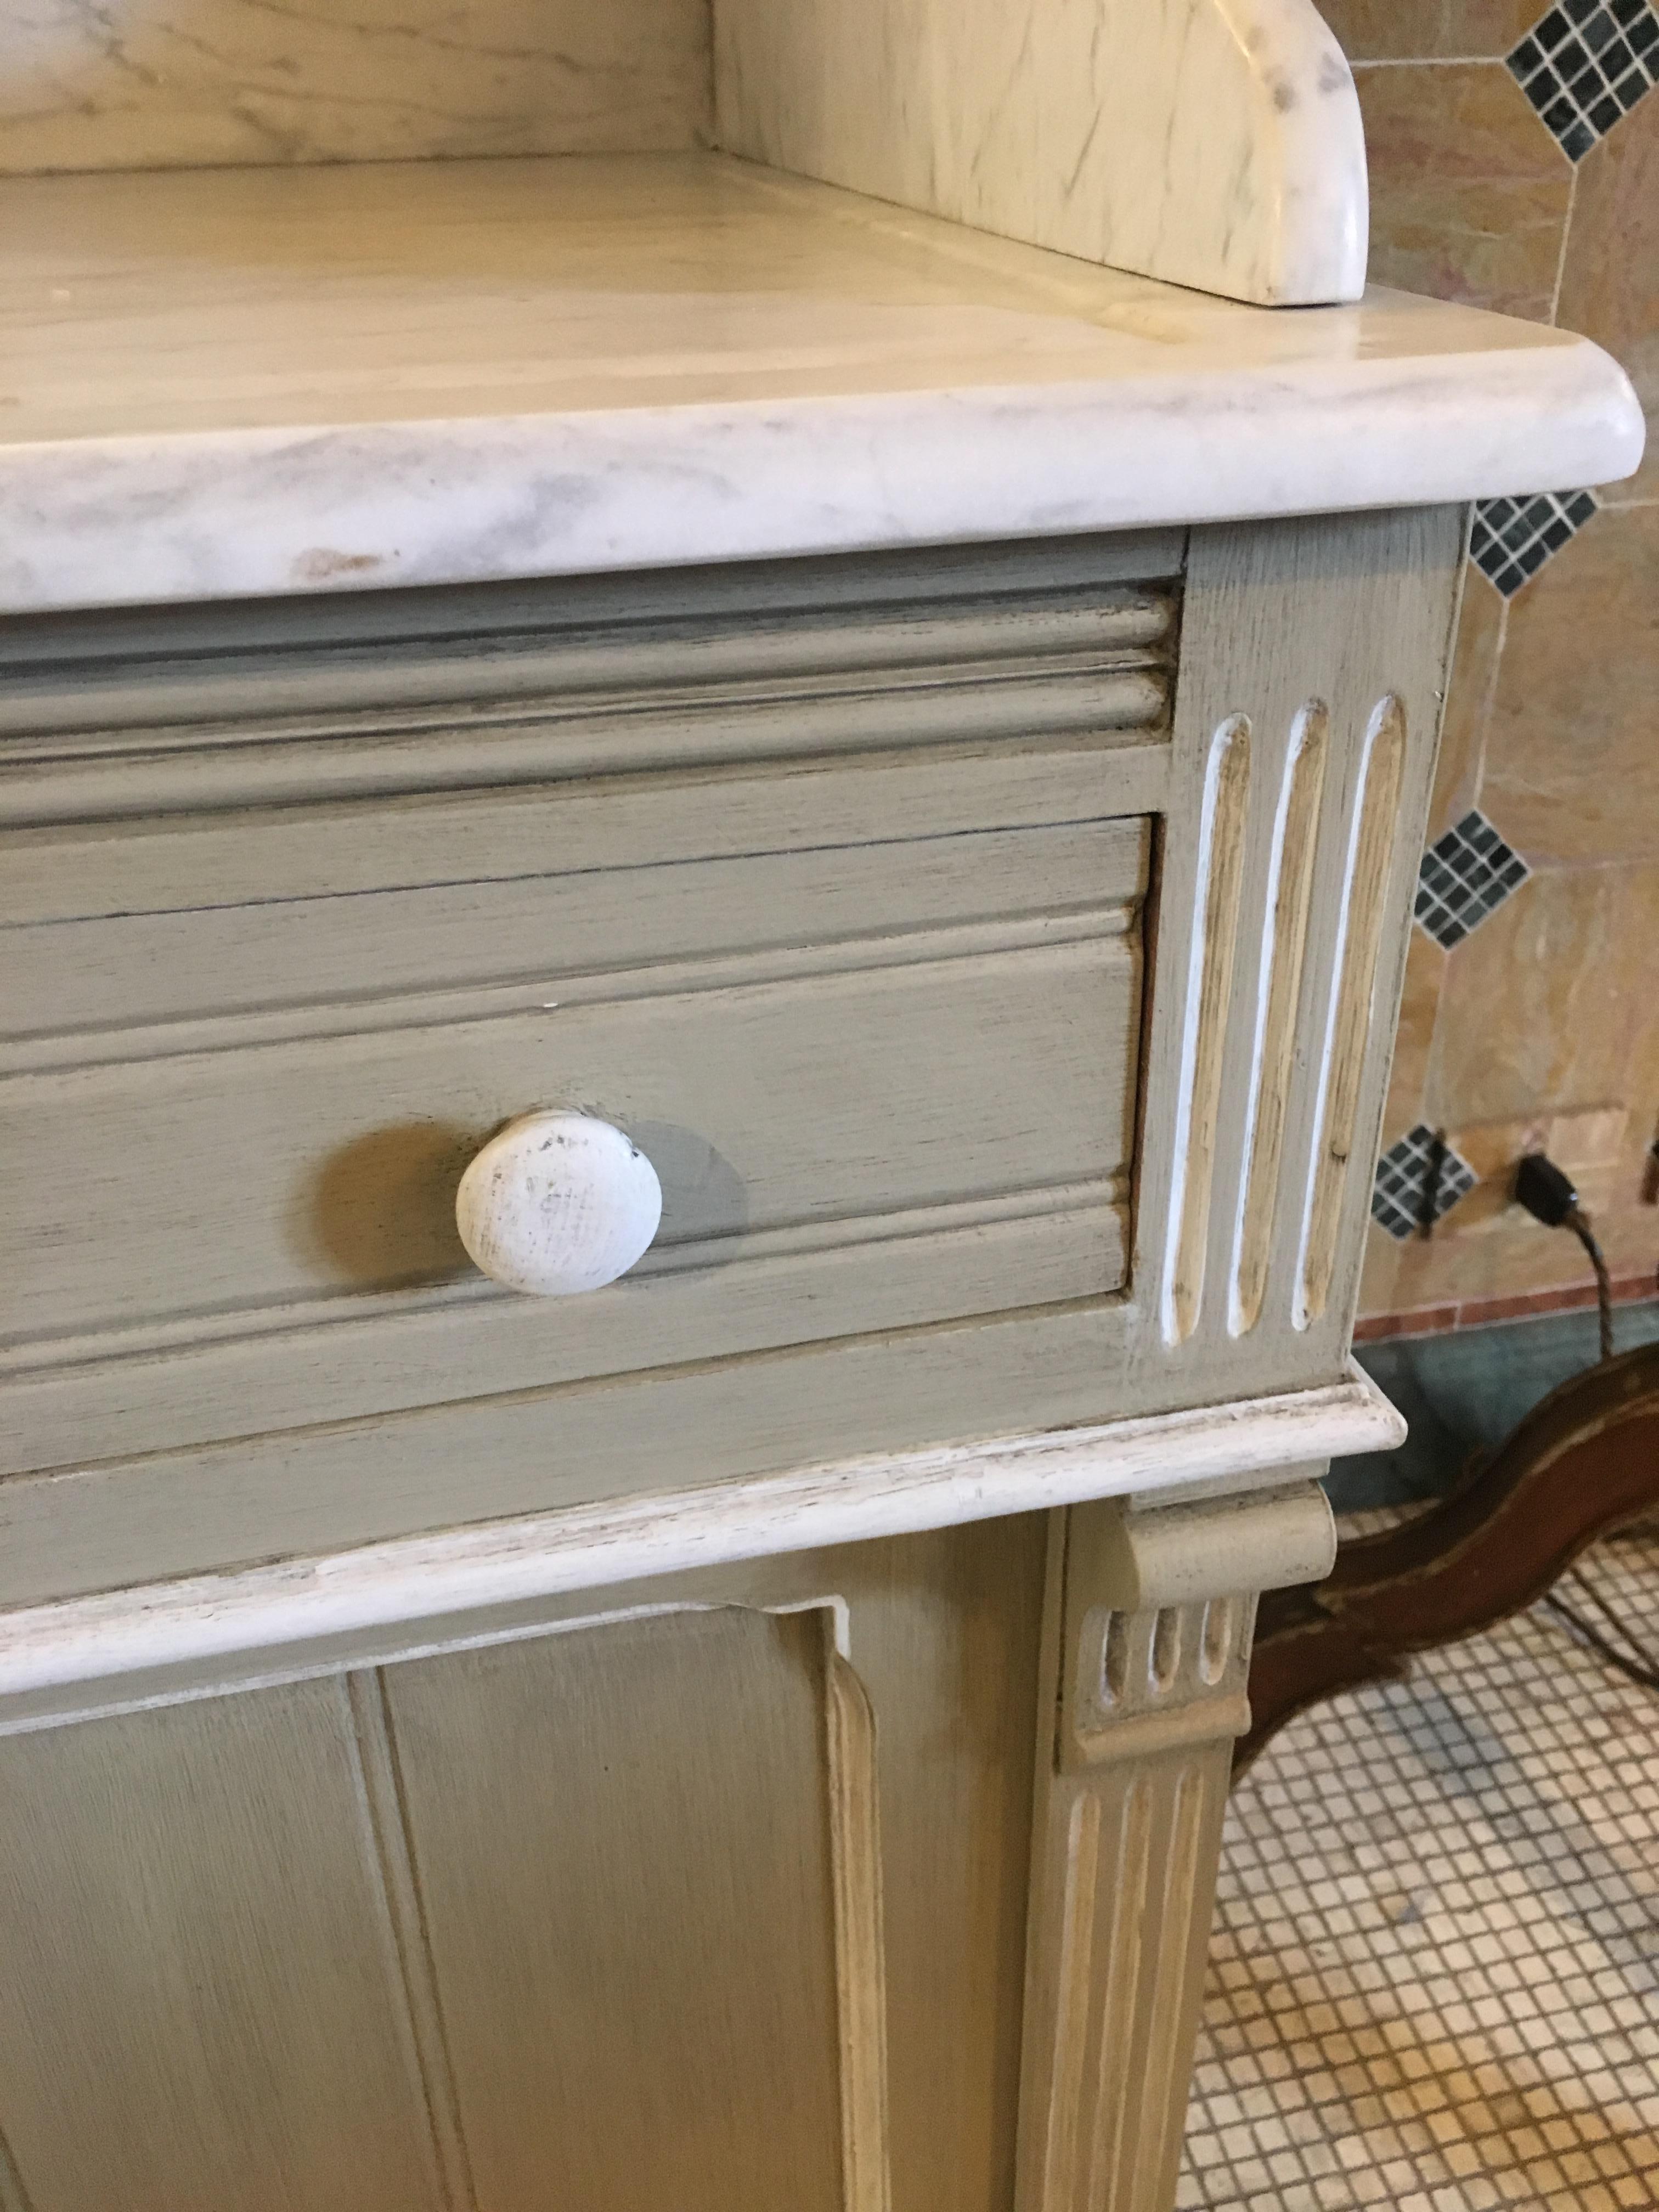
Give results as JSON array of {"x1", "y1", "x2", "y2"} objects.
[
  {"x1": 0, "y1": 153, "x2": 1644, "y2": 617},
  {"x1": 716, "y1": 0, "x2": 1368, "y2": 306},
  {"x1": 0, "y1": 0, "x2": 709, "y2": 173}
]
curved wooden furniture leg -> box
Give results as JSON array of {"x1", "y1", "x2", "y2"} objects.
[{"x1": 1237, "y1": 1341, "x2": 1659, "y2": 1779}]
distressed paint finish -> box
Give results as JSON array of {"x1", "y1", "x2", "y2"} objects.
[
  {"x1": 0, "y1": 1523, "x2": 1048, "y2": 2212},
  {"x1": 0, "y1": 499, "x2": 1472, "y2": 2212},
  {"x1": 0, "y1": 1370, "x2": 1397, "y2": 1722},
  {"x1": 0, "y1": 517, "x2": 1457, "y2": 1607},
  {"x1": 1015, "y1": 1483, "x2": 1335, "y2": 2211},
  {"x1": 454, "y1": 1112, "x2": 665, "y2": 1297}
]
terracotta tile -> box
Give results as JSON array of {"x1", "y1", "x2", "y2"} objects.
[
  {"x1": 1555, "y1": 89, "x2": 1659, "y2": 504},
  {"x1": 1430, "y1": 571, "x2": 1505, "y2": 839},
  {"x1": 1469, "y1": 1286, "x2": 1566, "y2": 1322},
  {"x1": 1364, "y1": 1276, "x2": 1654, "y2": 1333},
  {"x1": 1352, "y1": 1310, "x2": 1398, "y2": 1340},
  {"x1": 1480, "y1": 504, "x2": 1659, "y2": 865},
  {"x1": 1453, "y1": 1278, "x2": 1659, "y2": 1328},
  {"x1": 1355, "y1": 64, "x2": 1574, "y2": 319},
  {"x1": 1320, "y1": 2, "x2": 1541, "y2": 63},
  {"x1": 1354, "y1": 1302, "x2": 1460, "y2": 1340}
]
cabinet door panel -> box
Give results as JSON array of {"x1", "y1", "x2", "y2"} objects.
[
  {"x1": 0, "y1": 1680, "x2": 444, "y2": 2212},
  {"x1": 0, "y1": 1520, "x2": 1050, "y2": 2212},
  {"x1": 384, "y1": 1606, "x2": 854, "y2": 2212}
]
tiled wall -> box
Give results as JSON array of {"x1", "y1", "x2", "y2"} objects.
[{"x1": 1322, "y1": 1, "x2": 1659, "y2": 1326}]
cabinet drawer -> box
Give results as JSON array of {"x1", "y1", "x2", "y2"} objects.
[
  {"x1": 2, "y1": 763, "x2": 1153, "y2": 1470},
  {"x1": 0, "y1": 512, "x2": 1467, "y2": 1607}
]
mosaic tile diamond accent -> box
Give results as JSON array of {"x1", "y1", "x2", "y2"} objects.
[
  {"x1": 1415, "y1": 809, "x2": 1531, "y2": 950},
  {"x1": 1508, "y1": 0, "x2": 1659, "y2": 161},
  {"x1": 1372, "y1": 1124, "x2": 1479, "y2": 1240},
  {"x1": 1178, "y1": 1526, "x2": 1659, "y2": 2212},
  {"x1": 1470, "y1": 489, "x2": 1599, "y2": 597}
]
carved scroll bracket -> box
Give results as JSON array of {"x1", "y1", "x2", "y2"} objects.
[{"x1": 1059, "y1": 1477, "x2": 1334, "y2": 1773}]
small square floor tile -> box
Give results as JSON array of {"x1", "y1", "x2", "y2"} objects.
[{"x1": 1180, "y1": 1529, "x2": 1659, "y2": 2210}]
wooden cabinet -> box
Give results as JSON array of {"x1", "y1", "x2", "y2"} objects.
[
  {"x1": 0, "y1": 1526, "x2": 1047, "y2": 2212},
  {"x1": 0, "y1": 515, "x2": 1448, "y2": 1587},
  {"x1": 0, "y1": 9, "x2": 1643, "y2": 2181},
  {"x1": 0, "y1": 511, "x2": 1449, "y2": 2209}
]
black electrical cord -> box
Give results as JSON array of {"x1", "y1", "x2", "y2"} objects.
[
  {"x1": 1508, "y1": 1152, "x2": 1656, "y2": 1691},
  {"x1": 1513, "y1": 1153, "x2": 1616, "y2": 1365},
  {"x1": 1541, "y1": 1558, "x2": 1659, "y2": 1696},
  {"x1": 1565, "y1": 1559, "x2": 1659, "y2": 1675},
  {"x1": 1564, "y1": 1205, "x2": 1615, "y2": 1365}
]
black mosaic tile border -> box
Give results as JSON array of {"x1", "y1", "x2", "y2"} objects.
[
  {"x1": 1508, "y1": 0, "x2": 1659, "y2": 161},
  {"x1": 1470, "y1": 489, "x2": 1598, "y2": 598},
  {"x1": 1372, "y1": 1123, "x2": 1479, "y2": 1241},
  {"x1": 1415, "y1": 809, "x2": 1531, "y2": 950}
]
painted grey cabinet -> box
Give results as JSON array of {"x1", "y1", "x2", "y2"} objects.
[{"x1": 0, "y1": 511, "x2": 1456, "y2": 2211}]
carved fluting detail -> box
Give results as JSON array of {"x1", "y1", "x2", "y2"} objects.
[
  {"x1": 1231, "y1": 702, "x2": 1328, "y2": 1337},
  {"x1": 1165, "y1": 689, "x2": 1414, "y2": 1352},
  {"x1": 1297, "y1": 697, "x2": 1409, "y2": 1329},
  {"x1": 1065, "y1": 1595, "x2": 1252, "y2": 1771},
  {"x1": 1017, "y1": 1485, "x2": 1334, "y2": 2212},
  {"x1": 1162, "y1": 714, "x2": 1251, "y2": 1346}
]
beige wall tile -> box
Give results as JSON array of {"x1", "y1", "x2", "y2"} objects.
[
  {"x1": 1361, "y1": 1207, "x2": 1649, "y2": 1314},
  {"x1": 1361, "y1": 862, "x2": 1659, "y2": 1314},
  {"x1": 1379, "y1": 926, "x2": 1450, "y2": 1148},
  {"x1": 1331, "y1": 46, "x2": 1658, "y2": 1327},
  {"x1": 1357, "y1": 1219, "x2": 1409, "y2": 1314},
  {"x1": 1443, "y1": 1104, "x2": 1627, "y2": 1226},
  {"x1": 1427, "y1": 866, "x2": 1648, "y2": 1124},
  {"x1": 1430, "y1": 568, "x2": 1506, "y2": 838},
  {"x1": 1354, "y1": 63, "x2": 1575, "y2": 318},
  {"x1": 1320, "y1": 2, "x2": 1542, "y2": 63},
  {"x1": 1556, "y1": 91, "x2": 1659, "y2": 504},
  {"x1": 1481, "y1": 504, "x2": 1659, "y2": 865}
]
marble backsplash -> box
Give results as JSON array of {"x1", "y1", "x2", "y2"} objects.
[{"x1": 2, "y1": 0, "x2": 710, "y2": 172}]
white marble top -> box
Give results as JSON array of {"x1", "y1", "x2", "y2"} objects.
[{"x1": 2, "y1": 151, "x2": 1643, "y2": 615}]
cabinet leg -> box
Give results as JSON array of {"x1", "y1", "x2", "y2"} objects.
[{"x1": 1015, "y1": 1479, "x2": 1336, "y2": 2212}]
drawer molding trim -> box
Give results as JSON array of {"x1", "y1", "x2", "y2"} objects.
[{"x1": 0, "y1": 1366, "x2": 1401, "y2": 1719}]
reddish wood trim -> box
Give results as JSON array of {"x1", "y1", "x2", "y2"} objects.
[
  {"x1": 1237, "y1": 1342, "x2": 1659, "y2": 1778},
  {"x1": 1355, "y1": 1279, "x2": 1657, "y2": 1345}
]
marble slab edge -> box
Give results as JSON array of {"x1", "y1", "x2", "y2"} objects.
[{"x1": 1, "y1": 338, "x2": 1641, "y2": 617}]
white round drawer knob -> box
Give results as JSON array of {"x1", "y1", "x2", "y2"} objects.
[{"x1": 455, "y1": 1112, "x2": 662, "y2": 1296}]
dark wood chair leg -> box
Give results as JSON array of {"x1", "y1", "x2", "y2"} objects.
[{"x1": 1237, "y1": 1340, "x2": 1659, "y2": 1779}]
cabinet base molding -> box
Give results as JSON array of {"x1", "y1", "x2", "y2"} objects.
[{"x1": 0, "y1": 1369, "x2": 1393, "y2": 1725}]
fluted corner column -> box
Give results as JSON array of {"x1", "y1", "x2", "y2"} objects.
[{"x1": 1015, "y1": 1471, "x2": 1336, "y2": 2212}]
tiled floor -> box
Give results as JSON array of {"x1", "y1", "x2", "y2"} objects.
[{"x1": 1180, "y1": 1526, "x2": 1659, "y2": 2212}]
